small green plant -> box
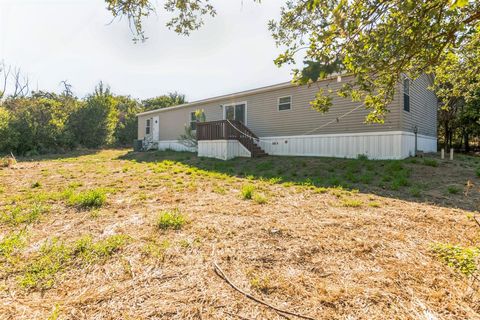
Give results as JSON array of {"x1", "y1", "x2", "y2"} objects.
[
  {"x1": 447, "y1": 185, "x2": 461, "y2": 195},
  {"x1": 0, "y1": 231, "x2": 26, "y2": 258},
  {"x1": 19, "y1": 234, "x2": 128, "y2": 289},
  {"x1": 68, "y1": 189, "x2": 106, "y2": 209},
  {"x1": 409, "y1": 186, "x2": 421, "y2": 197},
  {"x1": 31, "y1": 181, "x2": 41, "y2": 189},
  {"x1": 432, "y1": 243, "x2": 479, "y2": 276},
  {"x1": 368, "y1": 201, "x2": 381, "y2": 208},
  {"x1": 156, "y1": 210, "x2": 187, "y2": 230},
  {"x1": 253, "y1": 193, "x2": 268, "y2": 204},
  {"x1": 357, "y1": 154, "x2": 368, "y2": 161},
  {"x1": 143, "y1": 239, "x2": 170, "y2": 260},
  {"x1": 0, "y1": 204, "x2": 48, "y2": 226},
  {"x1": 341, "y1": 198, "x2": 363, "y2": 207},
  {"x1": 423, "y1": 158, "x2": 439, "y2": 167},
  {"x1": 241, "y1": 184, "x2": 255, "y2": 200}
]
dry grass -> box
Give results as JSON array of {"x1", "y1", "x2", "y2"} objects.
[{"x1": 0, "y1": 149, "x2": 480, "y2": 319}]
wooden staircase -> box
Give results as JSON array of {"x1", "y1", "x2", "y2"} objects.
[{"x1": 196, "y1": 120, "x2": 268, "y2": 158}]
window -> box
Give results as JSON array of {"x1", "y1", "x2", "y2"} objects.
[
  {"x1": 145, "y1": 119, "x2": 151, "y2": 135},
  {"x1": 190, "y1": 112, "x2": 197, "y2": 131},
  {"x1": 224, "y1": 103, "x2": 246, "y2": 124},
  {"x1": 278, "y1": 96, "x2": 292, "y2": 111},
  {"x1": 403, "y1": 78, "x2": 410, "y2": 112}
]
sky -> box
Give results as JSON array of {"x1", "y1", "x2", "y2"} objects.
[{"x1": 0, "y1": 0, "x2": 296, "y2": 101}]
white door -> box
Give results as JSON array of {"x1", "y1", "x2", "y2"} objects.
[{"x1": 152, "y1": 116, "x2": 160, "y2": 141}]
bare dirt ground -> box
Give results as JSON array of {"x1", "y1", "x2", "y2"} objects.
[{"x1": 1, "y1": 149, "x2": 480, "y2": 320}]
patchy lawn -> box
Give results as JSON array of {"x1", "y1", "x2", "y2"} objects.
[{"x1": 0, "y1": 149, "x2": 480, "y2": 319}]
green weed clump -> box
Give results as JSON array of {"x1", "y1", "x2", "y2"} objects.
[
  {"x1": 423, "y1": 158, "x2": 439, "y2": 167},
  {"x1": 156, "y1": 210, "x2": 187, "y2": 230},
  {"x1": 68, "y1": 189, "x2": 106, "y2": 209},
  {"x1": 19, "y1": 234, "x2": 128, "y2": 290},
  {"x1": 241, "y1": 184, "x2": 255, "y2": 200},
  {"x1": 253, "y1": 193, "x2": 268, "y2": 204},
  {"x1": 432, "y1": 243, "x2": 479, "y2": 276},
  {"x1": 0, "y1": 231, "x2": 26, "y2": 258},
  {"x1": 0, "y1": 204, "x2": 48, "y2": 226},
  {"x1": 447, "y1": 185, "x2": 461, "y2": 195},
  {"x1": 341, "y1": 198, "x2": 363, "y2": 208}
]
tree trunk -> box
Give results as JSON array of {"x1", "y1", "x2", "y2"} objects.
[{"x1": 465, "y1": 132, "x2": 470, "y2": 153}]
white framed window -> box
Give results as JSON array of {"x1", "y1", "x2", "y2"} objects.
[
  {"x1": 190, "y1": 111, "x2": 197, "y2": 131},
  {"x1": 278, "y1": 96, "x2": 292, "y2": 111},
  {"x1": 145, "y1": 119, "x2": 151, "y2": 135},
  {"x1": 223, "y1": 102, "x2": 247, "y2": 124}
]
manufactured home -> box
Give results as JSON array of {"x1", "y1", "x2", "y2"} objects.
[{"x1": 137, "y1": 74, "x2": 437, "y2": 160}]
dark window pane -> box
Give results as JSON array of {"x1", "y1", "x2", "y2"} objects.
[
  {"x1": 279, "y1": 103, "x2": 291, "y2": 110},
  {"x1": 191, "y1": 112, "x2": 196, "y2": 121},
  {"x1": 403, "y1": 94, "x2": 410, "y2": 112},
  {"x1": 190, "y1": 121, "x2": 197, "y2": 131},
  {"x1": 235, "y1": 104, "x2": 245, "y2": 123},
  {"x1": 279, "y1": 96, "x2": 291, "y2": 104},
  {"x1": 225, "y1": 106, "x2": 235, "y2": 120}
]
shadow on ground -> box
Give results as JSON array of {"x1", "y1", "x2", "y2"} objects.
[{"x1": 119, "y1": 150, "x2": 480, "y2": 212}]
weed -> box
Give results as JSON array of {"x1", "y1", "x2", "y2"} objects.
[
  {"x1": 157, "y1": 210, "x2": 187, "y2": 230},
  {"x1": 249, "y1": 274, "x2": 272, "y2": 294},
  {"x1": 432, "y1": 243, "x2": 479, "y2": 276},
  {"x1": 68, "y1": 189, "x2": 106, "y2": 209},
  {"x1": 409, "y1": 186, "x2": 421, "y2": 197},
  {"x1": 0, "y1": 204, "x2": 48, "y2": 226},
  {"x1": 0, "y1": 231, "x2": 26, "y2": 258},
  {"x1": 31, "y1": 181, "x2": 41, "y2": 189},
  {"x1": 368, "y1": 201, "x2": 381, "y2": 208},
  {"x1": 19, "y1": 235, "x2": 128, "y2": 289},
  {"x1": 423, "y1": 158, "x2": 439, "y2": 167},
  {"x1": 447, "y1": 185, "x2": 461, "y2": 195},
  {"x1": 241, "y1": 184, "x2": 255, "y2": 200},
  {"x1": 143, "y1": 239, "x2": 170, "y2": 260},
  {"x1": 357, "y1": 154, "x2": 368, "y2": 161},
  {"x1": 253, "y1": 193, "x2": 267, "y2": 204},
  {"x1": 341, "y1": 198, "x2": 363, "y2": 207}
]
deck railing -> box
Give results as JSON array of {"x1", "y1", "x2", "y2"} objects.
[{"x1": 196, "y1": 120, "x2": 260, "y2": 154}]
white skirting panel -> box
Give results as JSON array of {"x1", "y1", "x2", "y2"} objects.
[
  {"x1": 157, "y1": 140, "x2": 196, "y2": 153},
  {"x1": 257, "y1": 131, "x2": 437, "y2": 160},
  {"x1": 401, "y1": 133, "x2": 437, "y2": 157},
  {"x1": 198, "y1": 140, "x2": 251, "y2": 160}
]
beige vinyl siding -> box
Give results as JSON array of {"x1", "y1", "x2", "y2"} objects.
[
  {"x1": 138, "y1": 75, "x2": 404, "y2": 141},
  {"x1": 401, "y1": 74, "x2": 437, "y2": 137}
]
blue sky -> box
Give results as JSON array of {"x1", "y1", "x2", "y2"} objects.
[{"x1": 0, "y1": 0, "x2": 296, "y2": 101}]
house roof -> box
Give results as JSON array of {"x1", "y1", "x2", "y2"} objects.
[
  {"x1": 136, "y1": 73, "x2": 347, "y2": 117},
  {"x1": 136, "y1": 80, "x2": 295, "y2": 117}
]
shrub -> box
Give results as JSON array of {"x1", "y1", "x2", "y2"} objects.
[
  {"x1": 241, "y1": 184, "x2": 255, "y2": 200},
  {"x1": 68, "y1": 189, "x2": 106, "y2": 209},
  {"x1": 156, "y1": 210, "x2": 187, "y2": 230},
  {"x1": 423, "y1": 158, "x2": 439, "y2": 167},
  {"x1": 432, "y1": 243, "x2": 479, "y2": 276}
]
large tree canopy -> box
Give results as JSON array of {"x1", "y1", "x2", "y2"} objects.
[{"x1": 107, "y1": 0, "x2": 479, "y2": 122}]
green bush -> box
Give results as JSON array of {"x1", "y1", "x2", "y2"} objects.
[
  {"x1": 241, "y1": 184, "x2": 255, "y2": 200},
  {"x1": 68, "y1": 189, "x2": 106, "y2": 209},
  {"x1": 253, "y1": 193, "x2": 267, "y2": 204},
  {"x1": 156, "y1": 210, "x2": 187, "y2": 230}
]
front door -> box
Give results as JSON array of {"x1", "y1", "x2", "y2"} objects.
[{"x1": 224, "y1": 103, "x2": 246, "y2": 124}]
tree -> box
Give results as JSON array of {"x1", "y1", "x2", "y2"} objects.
[
  {"x1": 114, "y1": 95, "x2": 143, "y2": 146},
  {"x1": 108, "y1": 1, "x2": 479, "y2": 123},
  {"x1": 69, "y1": 82, "x2": 119, "y2": 148},
  {"x1": 0, "y1": 106, "x2": 18, "y2": 154},
  {"x1": 142, "y1": 92, "x2": 186, "y2": 111}
]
